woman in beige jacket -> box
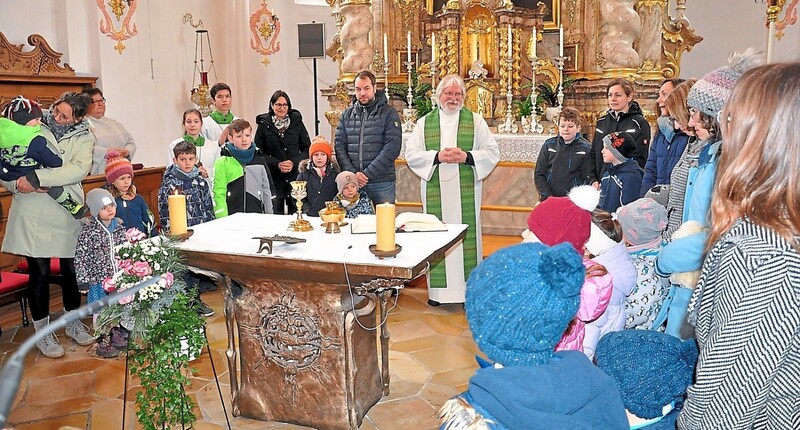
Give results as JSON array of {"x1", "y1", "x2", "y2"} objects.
[{"x1": 1, "y1": 91, "x2": 96, "y2": 358}]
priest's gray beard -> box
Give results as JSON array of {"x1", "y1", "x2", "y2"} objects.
[{"x1": 439, "y1": 100, "x2": 463, "y2": 115}]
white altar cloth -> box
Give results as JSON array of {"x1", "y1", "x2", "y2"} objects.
[{"x1": 176, "y1": 212, "x2": 468, "y2": 271}]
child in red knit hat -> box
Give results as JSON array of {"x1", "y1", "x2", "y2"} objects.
[
  {"x1": 105, "y1": 150, "x2": 154, "y2": 236},
  {"x1": 296, "y1": 135, "x2": 340, "y2": 215}
]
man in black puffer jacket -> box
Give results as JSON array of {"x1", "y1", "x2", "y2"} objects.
[{"x1": 334, "y1": 70, "x2": 402, "y2": 203}]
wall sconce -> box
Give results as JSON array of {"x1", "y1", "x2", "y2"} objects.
[{"x1": 190, "y1": 28, "x2": 216, "y2": 116}]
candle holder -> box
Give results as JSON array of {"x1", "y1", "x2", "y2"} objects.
[
  {"x1": 430, "y1": 58, "x2": 438, "y2": 109},
  {"x1": 369, "y1": 244, "x2": 402, "y2": 259},
  {"x1": 402, "y1": 59, "x2": 417, "y2": 132},
  {"x1": 497, "y1": 56, "x2": 518, "y2": 134},
  {"x1": 383, "y1": 60, "x2": 391, "y2": 102},
  {"x1": 527, "y1": 56, "x2": 544, "y2": 135},
  {"x1": 288, "y1": 180, "x2": 313, "y2": 232},
  {"x1": 553, "y1": 55, "x2": 568, "y2": 113}
]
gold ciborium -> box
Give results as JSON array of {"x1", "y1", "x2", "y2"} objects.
[
  {"x1": 288, "y1": 180, "x2": 313, "y2": 232},
  {"x1": 318, "y1": 201, "x2": 346, "y2": 234}
]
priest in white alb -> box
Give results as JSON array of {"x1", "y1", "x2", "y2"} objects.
[{"x1": 404, "y1": 74, "x2": 500, "y2": 305}]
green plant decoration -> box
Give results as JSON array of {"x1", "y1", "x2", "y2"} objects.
[
  {"x1": 536, "y1": 76, "x2": 579, "y2": 108},
  {"x1": 95, "y1": 229, "x2": 206, "y2": 430},
  {"x1": 387, "y1": 68, "x2": 434, "y2": 118}
]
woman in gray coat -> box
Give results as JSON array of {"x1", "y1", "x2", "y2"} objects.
[{"x1": 1, "y1": 92, "x2": 96, "y2": 358}]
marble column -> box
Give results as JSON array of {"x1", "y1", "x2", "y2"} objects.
[
  {"x1": 339, "y1": 0, "x2": 374, "y2": 76},
  {"x1": 635, "y1": 0, "x2": 666, "y2": 70},
  {"x1": 599, "y1": 0, "x2": 641, "y2": 69}
]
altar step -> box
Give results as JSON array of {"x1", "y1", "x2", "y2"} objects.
[{"x1": 406, "y1": 234, "x2": 522, "y2": 289}]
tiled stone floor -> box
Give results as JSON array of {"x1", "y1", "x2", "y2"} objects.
[{"x1": 0, "y1": 286, "x2": 478, "y2": 430}]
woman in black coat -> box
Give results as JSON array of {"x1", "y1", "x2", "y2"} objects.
[{"x1": 254, "y1": 90, "x2": 312, "y2": 214}]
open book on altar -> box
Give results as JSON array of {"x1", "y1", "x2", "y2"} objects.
[{"x1": 350, "y1": 212, "x2": 447, "y2": 234}]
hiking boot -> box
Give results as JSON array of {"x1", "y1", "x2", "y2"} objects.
[
  {"x1": 109, "y1": 327, "x2": 129, "y2": 351},
  {"x1": 65, "y1": 319, "x2": 95, "y2": 346},
  {"x1": 71, "y1": 204, "x2": 90, "y2": 219},
  {"x1": 96, "y1": 336, "x2": 120, "y2": 358},
  {"x1": 195, "y1": 299, "x2": 215, "y2": 317},
  {"x1": 33, "y1": 317, "x2": 65, "y2": 359}
]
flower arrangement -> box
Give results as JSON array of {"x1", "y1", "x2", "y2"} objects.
[{"x1": 95, "y1": 228, "x2": 206, "y2": 430}]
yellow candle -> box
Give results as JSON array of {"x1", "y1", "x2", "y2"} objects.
[
  {"x1": 168, "y1": 193, "x2": 188, "y2": 235},
  {"x1": 376, "y1": 203, "x2": 396, "y2": 251}
]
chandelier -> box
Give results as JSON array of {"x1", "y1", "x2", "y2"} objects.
[{"x1": 190, "y1": 29, "x2": 216, "y2": 116}]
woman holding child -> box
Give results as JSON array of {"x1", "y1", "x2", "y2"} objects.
[
  {"x1": 1, "y1": 91, "x2": 96, "y2": 358},
  {"x1": 255, "y1": 90, "x2": 311, "y2": 215}
]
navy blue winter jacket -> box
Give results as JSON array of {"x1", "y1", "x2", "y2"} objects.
[
  {"x1": 640, "y1": 122, "x2": 689, "y2": 197},
  {"x1": 333, "y1": 91, "x2": 402, "y2": 184},
  {"x1": 598, "y1": 159, "x2": 643, "y2": 213}
]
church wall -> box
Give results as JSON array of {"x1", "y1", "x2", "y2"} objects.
[
  {"x1": 0, "y1": 0, "x2": 336, "y2": 170},
  {"x1": 680, "y1": 1, "x2": 799, "y2": 79}
]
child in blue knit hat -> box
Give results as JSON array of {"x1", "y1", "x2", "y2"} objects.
[
  {"x1": 438, "y1": 242, "x2": 628, "y2": 430},
  {"x1": 596, "y1": 329, "x2": 698, "y2": 429}
]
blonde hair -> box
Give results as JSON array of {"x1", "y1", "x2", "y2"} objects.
[
  {"x1": 664, "y1": 79, "x2": 696, "y2": 133},
  {"x1": 709, "y1": 63, "x2": 800, "y2": 250}
]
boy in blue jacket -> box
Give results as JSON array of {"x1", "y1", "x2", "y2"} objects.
[{"x1": 598, "y1": 132, "x2": 643, "y2": 213}]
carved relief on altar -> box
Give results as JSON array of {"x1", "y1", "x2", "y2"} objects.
[
  {"x1": 0, "y1": 33, "x2": 76, "y2": 77},
  {"x1": 465, "y1": 79, "x2": 496, "y2": 119},
  {"x1": 461, "y1": 5, "x2": 497, "y2": 78}
]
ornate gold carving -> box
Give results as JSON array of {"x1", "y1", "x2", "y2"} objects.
[
  {"x1": 443, "y1": 29, "x2": 459, "y2": 76},
  {"x1": 96, "y1": 0, "x2": 138, "y2": 54},
  {"x1": 535, "y1": 59, "x2": 559, "y2": 88},
  {"x1": 0, "y1": 33, "x2": 76, "y2": 76},
  {"x1": 635, "y1": 0, "x2": 668, "y2": 12},
  {"x1": 775, "y1": 0, "x2": 798, "y2": 40},
  {"x1": 395, "y1": 0, "x2": 421, "y2": 29},
  {"x1": 340, "y1": 0, "x2": 371, "y2": 5},
  {"x1": 445, "y1": 0, "x2": 460, "y2": 10},
  {"x1": 249, "y1": 1, "x2": 281, "y2": 67},
  {"x1": 661, "y1": 8, "x2": 703, "y2": 79},
  {"x1": 465, "y1": 79, "x2": 496, "y2": 119}
]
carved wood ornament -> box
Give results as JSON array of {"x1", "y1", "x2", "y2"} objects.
[{"x1": 0, "y1": 32, "x2": 76, "y2": 77}]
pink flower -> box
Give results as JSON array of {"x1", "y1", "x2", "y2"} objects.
[
  {"x1": 118, "y1": 293, "x2": 134, "y2": 305},
  {"x1": 125, "y1": 228, "x2": 146, "y2": 243},
  {"x1": 102, "y1": 276, "x2": 116, "y2": 293},
  {"x1": 118, "y1": 259, "x2": 134, "y2": 274},
  {"x1": 131, "y1": 261, "x2": 153, "y2": 277},
  {"x1": 161, "y1": 272, "x2": 174, "y2": 289}
]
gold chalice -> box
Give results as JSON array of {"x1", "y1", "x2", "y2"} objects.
[
  {"x1": 319, "y1": 201, "x2": 346, "y2": 234},
  {"x1": 288, "y1": 180, "x2": 313, "y2": 232}
]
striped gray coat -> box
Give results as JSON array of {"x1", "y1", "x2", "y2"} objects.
[{"x1": 678, "y1": 219, "x2": 800, "y2": 429}]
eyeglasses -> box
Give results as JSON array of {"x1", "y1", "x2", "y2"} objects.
[
  {"x1": 51, "y1": 104, "x2": 74, "y2": 123},
  {"x1": 443, "y1": 91, "x2": 464, "y2": 99},
  {"x1": 273, "y1": 103, "x2": 288, "y2": 108},
  {"x1": 91, "y1": 98, "x2": 106, "y2": 104}
]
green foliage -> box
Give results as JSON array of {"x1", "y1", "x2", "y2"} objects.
[
  {"x1": 536, "y1": 77, "x2": 577, "y2": 107},
  {"x1": 129, "y1": 293, "x2": 205, "y2": 430},
  {"x1": 387, "y1": 68, "x2": 434, "y2": 118},
  {"x1": 94, "y1": 230, "x2": 205, "y2": 430}
]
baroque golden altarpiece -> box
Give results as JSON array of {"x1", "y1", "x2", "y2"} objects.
[{"x1": 321, "y1": 0, "x2": 703, "y2": 129}]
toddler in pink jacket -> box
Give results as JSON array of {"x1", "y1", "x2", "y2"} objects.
[{"x1": 522, "y1": 185, "x2": 613, "y2": 355}]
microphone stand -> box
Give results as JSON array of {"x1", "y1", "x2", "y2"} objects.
[{"x1": 0, "y1": 275, "x2": 163, "y2": 427}]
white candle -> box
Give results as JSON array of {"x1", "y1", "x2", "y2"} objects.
[
  {"x1": 168, "y1": 192, "x2": 187, "y2": 236},
  {"x1": 559, "y1": 26, "x2": 564, "y2": 57},
  {"x1": 383, "y1": 33, "x2": 388, "y2": 63},
  {"x1": 431, "y1": 33, "x2": 436, "y2": 63},
  {"x1": 407, "y1": 31, "x2": 412, "y2": 64},
  {"x1": 507, "y1": 25, "x2": 512, "y2": 59},
  {"x1": 532, "y1": 26, "x2": 537, "y2": 58}
]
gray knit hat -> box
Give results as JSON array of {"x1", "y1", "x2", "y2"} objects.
[
  {"x1": 86, "y1": 188, "x2": 116, "y2": 217},
  {"x1": 335, "y1": 171, "x2": 358, "y2": 194},
  {"x1": 602, "y1": 132, "x2": 637, "y2": 162},
  {"x1": 616, "y1": 198, "x2": 668, "y2": 246},
  {"x1": 687, "y1": 48, "x2": 765, "y2": 118}
]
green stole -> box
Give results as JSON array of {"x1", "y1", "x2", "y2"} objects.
[
  {"x1": 423, "y1": 108, "x2": 479, "y2": 288},
  {"x1": 183, "y1": 134, "x2": 205, "y2": 147},
  {"x1": 209, "y1": 110, "x2": 234, "y2": 125}
]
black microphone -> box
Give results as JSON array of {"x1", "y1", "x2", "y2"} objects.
[{"x1": 0, "y1": 275, "x2": 163, "y2": 427}]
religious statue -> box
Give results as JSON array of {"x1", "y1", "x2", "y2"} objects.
[{"x1": 468, "y1": 59, "x2": 489, "y2": 79}]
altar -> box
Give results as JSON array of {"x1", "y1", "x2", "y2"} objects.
[
  {"x1": 397, "y1": 130, "x2": 552, "y2": 235},
  {"x1": 176, "y1": 213, "x2": 467, "y2": 430}
]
